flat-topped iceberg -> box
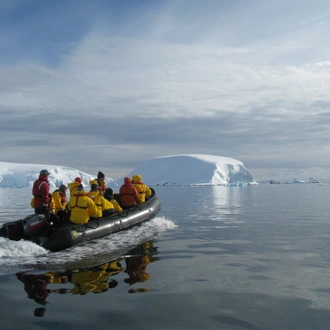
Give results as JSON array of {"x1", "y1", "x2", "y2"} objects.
[{"x1": 120, "y1": 154, "x2": 257, "y2": 187}]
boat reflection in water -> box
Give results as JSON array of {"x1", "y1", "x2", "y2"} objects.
[{"x1": 16, "y1": 241, "x2": 159, "y2": 317}]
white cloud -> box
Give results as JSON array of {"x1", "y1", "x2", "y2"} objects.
[
  {"x1": 1, "y1": 37, "x2": 330, "y2": 119},
  {"x1": 1, "y1": 0, "x2": 330, "y2": 176}
]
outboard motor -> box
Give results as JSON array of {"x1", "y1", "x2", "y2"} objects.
[{"x1": 22, "y1": 214, "x2": 50, "y2": 240}]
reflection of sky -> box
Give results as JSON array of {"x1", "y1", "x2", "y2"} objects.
[{"x1": 158, "y1": 186, "x2": 330, "y2": 314}]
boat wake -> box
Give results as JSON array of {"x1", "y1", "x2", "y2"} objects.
[{"x1": 0, "y1": 216, "x2": 176, "y2": 275}]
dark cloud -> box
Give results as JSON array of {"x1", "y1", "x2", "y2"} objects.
[{"x1": 1, "y1": 106, "x2": 329, "y2": 178}]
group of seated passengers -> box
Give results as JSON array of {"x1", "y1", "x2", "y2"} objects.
[{"x1": 32, "y1": 171, "x2": 152, "y2": 225}]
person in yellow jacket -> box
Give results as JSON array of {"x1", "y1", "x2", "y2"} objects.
[
  {"x1": 51, "y1": 184, "x2": 68, "y2": 222},
  {"x1": 67, "y1": 185, "x2": 101, "y2": 224},
  {"x1": 30, "y1": 195, "x2": 55, "y2": 215},
  {"x1": 132, "y1": 174, "x2": 152, "y2": 203},
  {"x1": 89, "y1": 171, "x2": 107, "y2": 195},
  {"x1": 69, "y1": 261, "x2": 122, "y2": 294},
  {"x1": 68, "y1": 177, "x2": 83, "y2": 197},
  {"x1": 46, "y1": 260, "x2": 123, "y2": 295},
  {"x1": 87, "y1": 184, "x2": 115, "y2": 217},
  {"x1": 104, "y1": 188, "x2": 122, "y2": 213},
  {"x1": 44, "y1": 272, "x2": 67, "y2": 284}
]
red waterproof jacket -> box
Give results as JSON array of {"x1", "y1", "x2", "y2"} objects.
[
  {"x1": 32, "y1": 174, "x2": 50, "y2": 209},
  {"x1": 119, "y1": 178, "x2": 140, "y2": 207}
]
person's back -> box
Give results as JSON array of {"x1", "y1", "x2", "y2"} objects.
[
  {"x1": 87, "y1": 184, "x2": 102, "y2": 209},
  {"x1": 68, "y1": 177, "x2": 82, "y2": 196},
  {"x1": 67, "y1": 185, "x2": 101, "y2": 224},
  {"x1": 52, "y1": 184, "x2": 68, "y2": 213},
  {"x1": 132, "y1": 174, "x2": 152, "y2": 203},
  {"x1": 119, "y1": 177, "x2": 140, "y2": 209},
  {"x1": 32, "y1": 169, "x2": 51, "y2": 214},
  {"x1": 104, "y1": 188, "x2": 122, "y2": 213},
  {"x1": 87, "y1": 184, "x2": 115, "y2": 217},
  {"x1": 100, "y1": 196, "x2": 115, "y2": 216},
  {"x1": 52, "y1": 184, "x2": 69, "y2": 222}
]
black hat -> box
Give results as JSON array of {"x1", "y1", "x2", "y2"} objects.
[
  {"x1": 34, "y1": 307, "x2": 46, "y2": 317},
  {"x1": 97, "y1": 171, "x2": 105, "y2": 179},
  {"x1": 59, "y1": 184, "x2": 67, "y2": 193},
  {"x1": 91, "y1": 183, "x2": 99, "y2": 191},
  {"x1": 40, "y1": 169, "x2": 50, "y2": 176},
  {"x1": 105, "y1": 188, "x2": 113, "y2": 196}
]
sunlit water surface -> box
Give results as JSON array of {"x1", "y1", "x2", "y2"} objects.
[{"x1": 1, "y1": 185, "x2": 330, "y2": 329}]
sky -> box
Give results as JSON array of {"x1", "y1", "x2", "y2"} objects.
[{"x1": 1, "y1": 0, "x2": 330, "y2": 180}]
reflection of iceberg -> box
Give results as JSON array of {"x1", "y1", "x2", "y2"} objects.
[
  {"x1": 209, "y1": 186, "x2": 251, "y2": 225},
  {"x1": 212, "y1": 186, "x2": 243, "y2": 214},
  {"x1": 16, "y1": 241, "x2": 159, "y2": 316}
]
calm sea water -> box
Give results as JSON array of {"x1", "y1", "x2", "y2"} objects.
[{"x1": 1, "y1": 184, "x2": 330, "y2": 330}]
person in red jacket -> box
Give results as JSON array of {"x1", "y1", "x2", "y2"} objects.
[
  {"x1": 32, "y1": 169, "x2": 51, "y2": 214},
  {"x1": 119, "y1": 177, "x2": 140, "y2": 209}
]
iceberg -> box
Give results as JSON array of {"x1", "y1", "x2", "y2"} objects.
[
  {"x1": 0, "y1": 162, "x2": 111, "y2": 189},
  {"x1": 0, "y1": 154, "x2": 256, "y2": 189},
  {"x1": 119, "y1": 154, "x2": 257, "y2": 187}
]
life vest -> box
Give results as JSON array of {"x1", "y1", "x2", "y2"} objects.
[
  {"x1": 71, "y1": 195, "x2": 88, "y2": 209},
  {"x1": 32, "y1": 181, "x2": 47, "y2": 197}
]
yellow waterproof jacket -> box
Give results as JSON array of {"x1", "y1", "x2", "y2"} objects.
[
  {"x1": 44, "y1": 272, "x2": 67, "y2": 284},
  {"x1": 132, "y1": 174, "x2": 152, "y2": 203},
  {"x1": 70, "y1": 269, "x2": 109, "y2": 294},
  {"x1": 111, "y1": 199, "x2": 122, "y2": 213},
  {"x1": 68, "y1": 181, "x2": 81, "y2": 196},
  {"x1": 70, "y1": 260, "x2": 123, "y2": 294},
  {"x1": 30, "y1": 196, "x2": 55, "y2": 213},
  {"x1": 135, "y1": 256, "x2": 152, "y2": 281},
  {"x1": 87, "y1": 191, "x2": 114, "y2": 215},
  {"x1": 89, "y1": 179, "x2": 107, "y2": 195},
  {"x1": 52, "y1": 190, "x2": 67, "y2": 214},
  {"x1": 67, "y1": 191, "x2": 101, "y2": 224}
]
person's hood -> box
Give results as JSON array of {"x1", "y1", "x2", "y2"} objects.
[
  {"x1": 74, "y1": 189, "x2": 87, "y2": 196},
  {"x1": 124, "y1": 177, "x2": 132, "y2": 184},
  {"x1": 132, "y1": 174, "x2": 142, "y2": 183}
]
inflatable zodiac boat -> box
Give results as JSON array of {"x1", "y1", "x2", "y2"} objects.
[{"x1": 0, "y1": 189, "x2": 161, "y2": 252}]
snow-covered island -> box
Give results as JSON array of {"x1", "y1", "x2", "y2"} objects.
[
  {"x1": 0, "y1": 154, "x2": 256, "y2": 189},
  {"x1": 258, "y1": 167, "x2": 330, "y2": 184}
]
